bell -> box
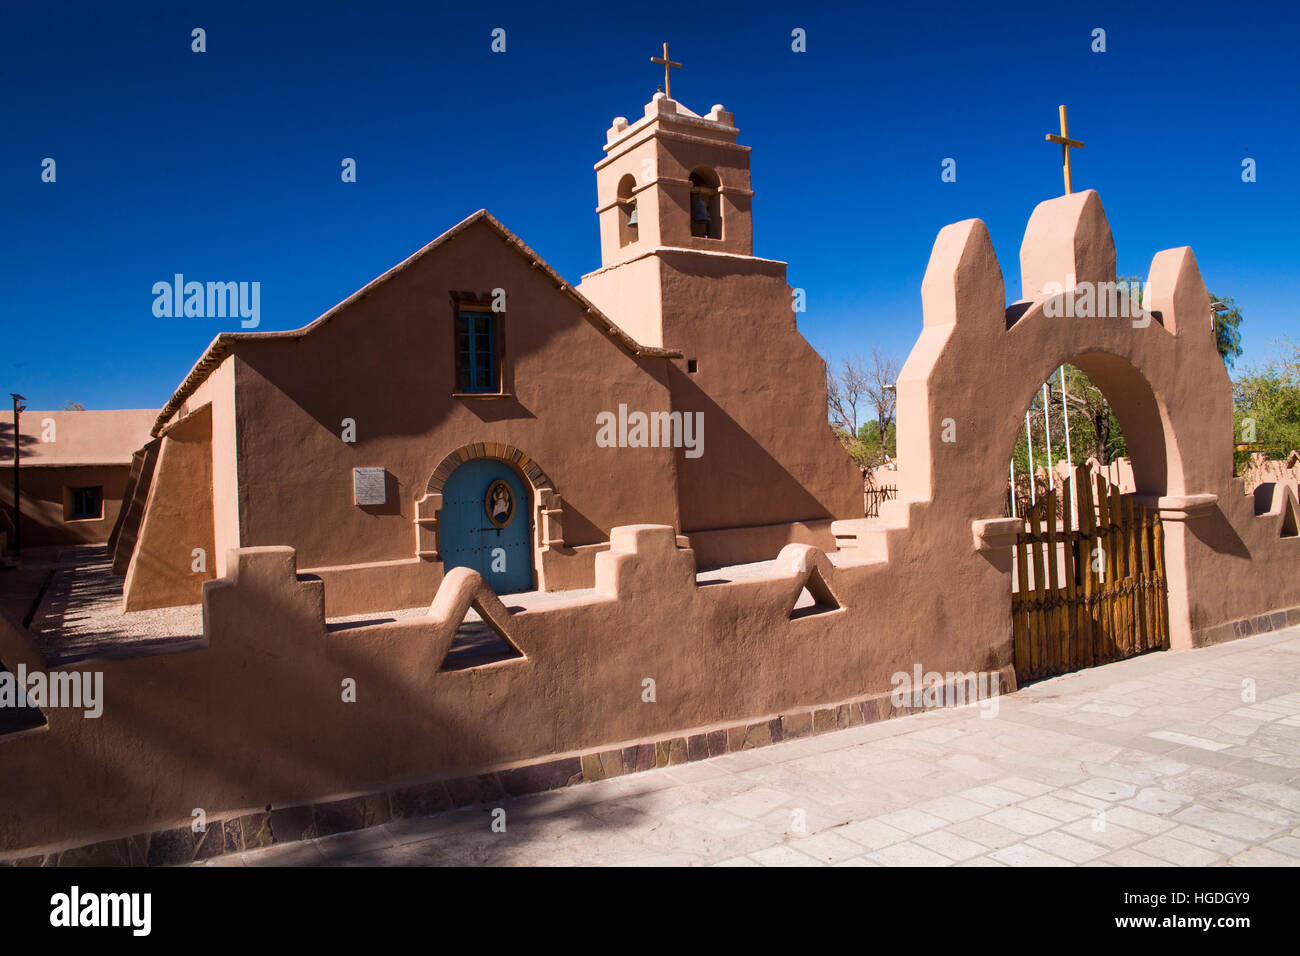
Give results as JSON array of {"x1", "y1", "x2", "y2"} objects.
[
  {"x1": 692, "y1": 193, "x2": 711, "y2": 224},
  {"x1": 626, "y1": 201, "x2": 638, "y2": 228}
]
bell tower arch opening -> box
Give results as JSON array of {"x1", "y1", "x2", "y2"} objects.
[
  {"x1": 689, "y1": 166, "x2": 721, "y2": 239},
  {"x1": 617, "y1": 173, "x2": 638, "y2": 248}
]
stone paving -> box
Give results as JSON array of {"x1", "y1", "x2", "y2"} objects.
[{"x1": 205, "y1": 626, "x2": 1300, "y2": 867}]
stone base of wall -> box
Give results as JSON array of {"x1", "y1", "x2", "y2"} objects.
[
  {"x1": 0, "y1": 666, "x2": 1015, "y2": 867},
  {"x1": 1191, "y1": 605, "x2": 1300, "y2": 648}
]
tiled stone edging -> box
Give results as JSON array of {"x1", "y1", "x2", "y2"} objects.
[
  {"x1": 0, "y1": 669, "x2": 1014, "y2": 867},
  {"x1": 1192, "y1": 605, "x2": 1300, "y2": 648}
]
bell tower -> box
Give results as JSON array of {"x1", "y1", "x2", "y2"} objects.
[
  {"x1": 593, "y1": 94, "x2": 754, "y2": 270},
  {"x1": 580, "y1": 93, "x2": 767, "y2": 348},
  {"x1": 577, "y1": 87, "x2": 862, "y2": 542}
]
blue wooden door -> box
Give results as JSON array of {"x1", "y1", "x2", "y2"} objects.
[{"x1": 440, "y1": 458, "x2": 533, "y2": 594}]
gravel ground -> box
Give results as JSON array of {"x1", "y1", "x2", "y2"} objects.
[{"x1": 22, "y1": 548, "x2": 202, "y2": 664}]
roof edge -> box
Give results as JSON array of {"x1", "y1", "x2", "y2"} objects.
[{"x1": 151, "y1": 210, "x2": 681, "y2": 436}]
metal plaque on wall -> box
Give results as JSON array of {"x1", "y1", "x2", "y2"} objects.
[{"x1": 353, "y1": 467, "x2": 387, "y2": 506}]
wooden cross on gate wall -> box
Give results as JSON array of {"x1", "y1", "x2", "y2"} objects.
[
  {"x1": 1045, "y1": 105, "x2": 1085, "y2": 195},
  {"x1": 651, "y1": 42, "x2": 682, "y2": 99}
]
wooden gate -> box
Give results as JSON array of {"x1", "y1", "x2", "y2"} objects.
[{"x1": 1011, "y1": 466, "x2": 1169, "y2": 683}]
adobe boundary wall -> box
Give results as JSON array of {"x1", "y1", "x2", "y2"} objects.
[
  {"x1": 0, "y1": 653, "x2": 1016, "y2": 866},
  {"x1": 2, "y1": 191, "x2": 1297, "y2": 859}
]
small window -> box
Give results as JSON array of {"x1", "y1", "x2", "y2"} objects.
[
  {"x1": 456, "y1": 311, "x2": 498, "y2": 393},
  {"x1": 70, "y1": 486, "x2": 102, "y2": 520},
  {"x1": 687, "y1": 359, "x2": 698, "y2": 373}
]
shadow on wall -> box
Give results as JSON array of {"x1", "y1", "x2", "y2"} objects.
[
  {"x1": 0, "y1": 577, "x2": 525, "y2": 856},
  {"x1": 0, "y1": 422, "x2": 40, "y2": 458},
  {"x1": 0, "y1": 527, "x2": 985, "y2": 858},
  {"x1": 1189, "y1": 504, "x2": 1252, "y2": 560},
  {"x1": 667, "y1": 364, "x2": 850, "y2": 532},
  {"x1": 0, "y1": 422, "x2": 42, "y2": 542},
  {"x1": 0, "y1": 487, "x2": 74, "y2": 549}
]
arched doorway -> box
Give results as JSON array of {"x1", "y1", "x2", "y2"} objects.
[
  {"x1": 439, "y1": 458, "x2": 533, "y2": 593},
  {"x1": 1003, "y1": 361, "x2": 1171, "y2": 683},
  {"x1": 892, "y1": 190, "x2": 1273, "y2": 657}
]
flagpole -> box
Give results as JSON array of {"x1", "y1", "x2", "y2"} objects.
[
  {"x1": 1059, "y1": 366, "x2": 1075, "y2": 524},
  {"x1": 1042, "y1": 383, "x2": 1054, "y2": 491},
  {"x1": 1025, "y1": 412, "x2": 1036, "y2": 506},
  {"x1": 1009, "y1": 459, "x2": 1017, "y2": 518}
]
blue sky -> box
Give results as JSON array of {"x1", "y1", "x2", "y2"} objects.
[{"x1": 3, "y1": 0, "x2": 1297, "y2": 410}]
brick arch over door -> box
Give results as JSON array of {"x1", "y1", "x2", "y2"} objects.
[
  {"x1": 426, "y1": 443, "x2": 555, "y2": 495},
  {"x1": 414, "y1": 443, "x2": 564, "y2": 562}
]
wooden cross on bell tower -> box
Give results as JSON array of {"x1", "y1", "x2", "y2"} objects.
[
  {"x1": 1045, "y1": 105, "x2": 1085, "y2": 195},
  {"x1": 651, "y1": 42, "x2": 682, "y2": 99}
]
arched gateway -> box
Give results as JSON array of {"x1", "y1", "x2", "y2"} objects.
[{"x1": 883, "y1": 189, "x2": 1298, "y2": 652}]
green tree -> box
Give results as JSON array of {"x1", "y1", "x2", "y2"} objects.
[
  {"x1": 1232, "y1": 338, "x2": 1300, "y2": 470},
  {"x1": 827, "y1": 349, "x2": 900, "y2": 468},
  {"x1": 856, "y1": 420, "x2": 897, "y2": 464},
  {"x1": 1211, "y1": 296, "x2": 1244, "y2": 368},
  {"x1": 1013, "y1": 366, "x2": 1126, "y2": 472}
]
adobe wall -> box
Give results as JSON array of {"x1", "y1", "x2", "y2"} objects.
[
  {"x1": 659, "y1": 251, "x2": 863, "y2": 538},
  {"x1": 579, "y1": 250, "x2": 863, "y2": 563},
  {"x1": 0, "y1": 407, "x2": 156, "y2": 549},
  {"x1": 160, "y1": 219, "x2": 684, "y2": 616},
  {"x1": 121, "y1": 405, "x2": 216, "y2": 611},
  {"x1": 0, "y1": 409, "x2": 157, "y2": 467},
  {"x1": 892, "y1": 190, "x2": 1299, "y2": 649},
  {"x1": 1, "y1": 192, "x2": 1293, "y2": 859},
  {"x1": 1241, "y1": 452, "x2": 1300, "y2": 493},
  {"x1": 0, "y1": 522, "x2": 1011, "y2": 858},
  {"x1": 0, "y1": 463, "x2": 130, "y2": 548},
  {"x1": 204, "y1": 360, "x2": 241, "y2": 577}
]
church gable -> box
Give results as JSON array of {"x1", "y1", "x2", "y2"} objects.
[
  {"x1": 151, "y1": 210, "x2": 677, "y2": 439},
  {"x1": 213, "y1": 212, "x2": 684, "y2": 581},
  {"x1": 227, "y1": 214, "x2": 669, "y2": 416}
]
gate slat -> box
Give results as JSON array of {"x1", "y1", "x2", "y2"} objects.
[
  {"x1": 1076, "y1": 466, "x2": 1097, "y2": 669},
  {"x1": 1044, "y1": 490, "x2": 1060, "y2": 674},
  {"x1": 1136, "y1": 503, "x2": 1152, "y2": 653},
  {"x1": 1061, "y1": 477, "x2": 1079, "y2": 671},
  {"x1": 1014, "y1": 521, "x2": 1031, "y2": 678},
  {"x1": 1096, "y1": 474, "x2": 1115, "y2": 663},
  {"x1": 1029, "y1": 504, "x2": 1048, "y2": 680},
  {"x1": 1159, "y1": 515, "x2": 1170, "y2": 650},
  {"x1": 1114, "y1": 488, "x2": 1132, "y2": 660}
]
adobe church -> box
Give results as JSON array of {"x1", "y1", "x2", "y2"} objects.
[{"x1": 113, "y1": 91, "x2": 861, "y2": 615}]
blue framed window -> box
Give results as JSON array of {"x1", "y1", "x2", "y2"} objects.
[{"x1": 456, "y1": 310, "x2": 497, "y2": 392}]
